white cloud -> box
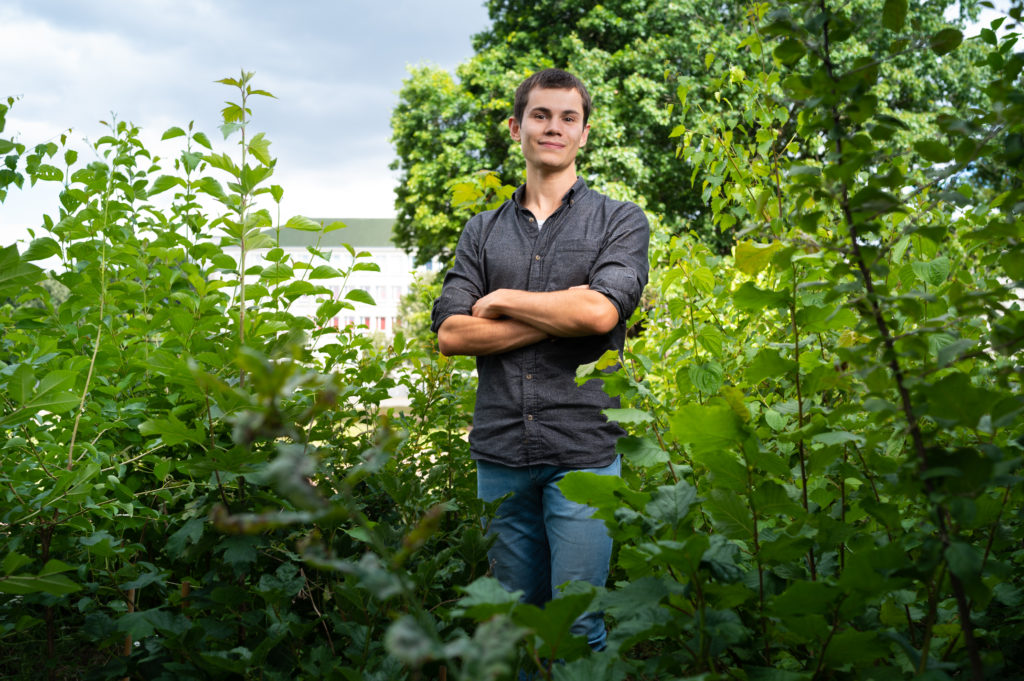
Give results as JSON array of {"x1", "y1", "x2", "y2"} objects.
[{"x1": 0, "y1": 0, "x2": 491, "y2": 249}]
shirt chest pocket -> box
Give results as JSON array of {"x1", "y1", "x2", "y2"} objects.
[{"x1": 547, "y1": 238, "x2": 602, "y2": 289}]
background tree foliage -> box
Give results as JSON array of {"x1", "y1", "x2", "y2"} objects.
[{"x1": 390, "y1": 0, "x2": 987, "y2": 264}]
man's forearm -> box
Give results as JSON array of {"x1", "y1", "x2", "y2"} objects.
[
  {"x1": 437, "y1": 314, "x2": 550, "y2": 356},
  {"x1": 471, "y1": 287, "x2": 619, "y2": 337}
]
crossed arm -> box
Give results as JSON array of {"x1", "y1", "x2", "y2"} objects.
[{"x1": 436, "y1": 286, "x2": 619, "y2": 357}]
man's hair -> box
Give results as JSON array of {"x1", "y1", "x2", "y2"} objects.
[{"x1": 513, "y1": 69, "x2": 592, "y2": 125}]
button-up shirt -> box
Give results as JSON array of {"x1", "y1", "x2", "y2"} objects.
[{"x1": 431, "y1": 178, "x2": 650, "y2": 468}]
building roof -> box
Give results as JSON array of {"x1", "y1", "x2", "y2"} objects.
[{"x1": 275, "y1": 218, "x2": 397, "y2": 248}]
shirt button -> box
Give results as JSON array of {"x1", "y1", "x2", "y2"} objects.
[
  {"x1": 527, "y1": 414, "x2": 534, "y2": 421},
  {"x1": 528, "y1": 217, "x2": 535, "y2": 222},
  {"x1": 534, "y1": 254, "x2": 541, "y2": 261},
  {"x1": 526, "y1": 374, "x2": 533, "y2": 379}
]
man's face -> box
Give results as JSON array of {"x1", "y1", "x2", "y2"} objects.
[{"x1": 509, "y1": 87, "x2": 590, "y2": 173}]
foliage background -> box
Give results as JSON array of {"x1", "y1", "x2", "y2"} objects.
[{"x1": 1, "y1": 1, "x2": 1023, "y2": 680}]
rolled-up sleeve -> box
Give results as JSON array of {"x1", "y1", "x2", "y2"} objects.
[
  {"x1": 430, "y1": 217, "x2": 484, "y2": 334},
  {"x1": 587, "y1": 204, "x2": 649, "y2": 324}
]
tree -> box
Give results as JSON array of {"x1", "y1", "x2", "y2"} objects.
[{"x1": 390, "y1": 0, "x2": 988, "y2": 264}]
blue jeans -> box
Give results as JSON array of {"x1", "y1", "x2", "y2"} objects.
[{"x1": 476, "y1": 456, "x2": 619, "y2": 650}]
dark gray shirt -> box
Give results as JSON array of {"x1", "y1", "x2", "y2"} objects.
[{"x1": 431, "y1": 178, "x2": 649, "y2": 468}]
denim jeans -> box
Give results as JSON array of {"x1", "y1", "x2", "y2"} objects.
[{"x1": 476, "y1": 456, "x2": 620, "y2": 650}]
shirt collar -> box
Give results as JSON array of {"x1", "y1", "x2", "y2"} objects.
[{"x1": 512, "y1": 177, "x2": 589, "y2": 210}]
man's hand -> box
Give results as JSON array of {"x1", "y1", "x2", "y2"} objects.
[{"x1": 472, "y1": 289, "x2": 516, "y2": 319}]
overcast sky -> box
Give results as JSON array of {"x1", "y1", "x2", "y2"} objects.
[{"x1": 0, "y1": 0, "x2": 491, "y2": 247}]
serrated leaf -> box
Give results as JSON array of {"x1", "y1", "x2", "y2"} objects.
[
  {"x1": 689, "y1": 361, "x2": 724, "y2": 395},
  {"x1": 616, "y1": 436, "x2": 669, "y2": 467},
  {"x1": 670, "y1": 403, "x2": 745, "y2": 453},
  {"x1": 138, "y1": 414, "x2": 206, "y2": 447},
  {"x1": 193, "y1": 131, "x2": 213, "y2": 149},
  {"x1": 704, "y1": 488, "x2": 754, "y2": 540},
  {"x1": 735, "y1": 240, "x2": 783, "y2": 275},
  {"x1": 248, "y1": 132, "x2": 272, "y2": 166},
  {"x1": 455, "y1": 577, "x2": 522, "y2": 620},
  {"x1": 646, "y1": 481, "x2": 698, "y2": 528},
  {"x1": 911, "y1": 257, "x2": 950, "y2": 287}
]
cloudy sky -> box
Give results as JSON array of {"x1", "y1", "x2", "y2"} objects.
[{"x1": 0, "y1": 0, "x2": 491, "y2": 247}]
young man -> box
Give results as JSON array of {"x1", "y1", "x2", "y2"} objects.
[{"x1": 430, "y1": 69, "x2": 649, "y2": 649}]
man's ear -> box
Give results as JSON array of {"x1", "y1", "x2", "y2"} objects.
[
  {"x1": 509, "y1": 116, "x2": 521, "y2": 141},
  {"x1": 579, "y1": 122, "x2": 591, "y2": 148}
]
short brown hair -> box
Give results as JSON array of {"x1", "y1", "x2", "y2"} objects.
[{"x1": 513, "y1": 69, "x2": 592, "y2": 125}]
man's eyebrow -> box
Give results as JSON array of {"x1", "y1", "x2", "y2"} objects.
[{"x1": 528, "y1": 106, "x2": 581, "y2": 115}]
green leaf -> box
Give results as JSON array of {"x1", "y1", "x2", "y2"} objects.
[
  {"x1": 914, "y1": 140, "x2": 953, "y2": 163},
  {"x1": 616, "y1": 435, "x2": 669, "y2": 468},
  {"x1": 309, "y1": 265, "x2": 343, "y2": 279},
  {"x1": 930, "y1": 28, "x2": 963, "y2": 56},
  {"x1": 646, "y1": 481, "x2": 698, "y2": 529},
  {"x1": 161, "y1": 126, "x2": 186, "y2": 140},
  {"x1": 559, "y1": 471, "x2": 644, "y2": 525},
  {"x1": 734, "y1": 240, "x2": 783, "y2": 275},
  {"x1": 512, "y1": 592, "x2": 593, "y2": 660},
  {"x1": 148, "y1": 174, "x2": 184, "y2": 197},
  {"x1": 166, "y1": 518, "x2": 204, "y2": 559},
  {"x1": 812, "y1": 430, "x2": 865, "y2": 447},
  {"x1": 1, "y1": 553, "x2": 32, "y2": 575},
  {"x1": 670, "y1": 403, "x2": 745, "y2": 453},
  {"x1": 882, "y1": 0, "x2": 908, "y2": 30},
  {"x1": 345, "y1": 289, "x2": 375, "y2": 305},
  {"x1": 693, "y1": 450, "x2": 747, "y2": 492},
  {"x1": 248, "y1": 132, "x2": 272, "y2": 165},
  {"x1": 689, "y1": 361, "x2": 724, "y2": 395},
  {"x1": 0, "y1": 572, "x2": 81, "y2": 595},
  {"x1": 697, "y1": 325, "x2": 726, "y2": 356},
  {"x1": 602, "y1": 407, "x2": 654, "y2": 425},
  {"x1": 774, "y1": 38, "x2": 806, "y2": 65},
  {"x1": 456, "y1": 577, "x2": 522, "y2": 620},
  {"x1": 911, "y1": 257, "x2": 950, "y2": 287},
  {"x1": 139, "y1": 414, "x2": 206, "y2": 447},
  {"x1": 690, "y1": 266, "x2": 716, "y2": 294},
  {"x1": 746, "y1": 348, "x2": 796, "y2": 385},
  {"x1": 704, "y1": 488, "x2": 754, "y2": 540},
  {"x1": 733, "y1": 282, "x2": 788, "y2": 310},
  {"x1": 945, "y1": 541, "x2": 982, "y2": 586},
  {"x1": 0, "y1": 245, "x2": 44, "y2": 297},
  {"x1": 285, "y1": 215, "x2": 322, "y2": 232},
  {"x1": 193, "y1": 131, "x2": 213, "y2": 149},
  {"x1": 822, "y1": 630, "x2": 884, "y2": 665},
  {"x1": 849, "y1": 186, "x2": 903, "y2": 214},
  {"x1": 21, "y1": 237, "x2": 61, "y2": 261}
]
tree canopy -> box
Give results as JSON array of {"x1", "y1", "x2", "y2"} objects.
[{"x1": 390, "y1": 0, "x2": 987, "y2": 264}]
